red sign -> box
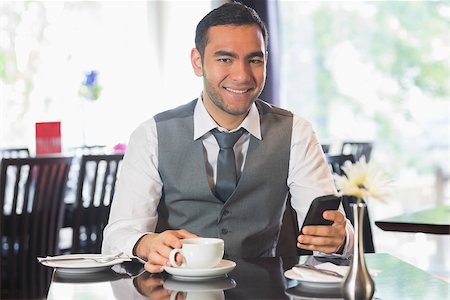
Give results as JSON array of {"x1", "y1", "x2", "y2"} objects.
[{"x1": 35, "y1": 122, "x2": 62, "y2": 155}]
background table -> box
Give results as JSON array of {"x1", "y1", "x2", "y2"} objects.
[
  {"x1": 375, "y1": 205, "x2": 450, "y2": 234},
  {"x1": 46, "y1": 253, "x2": 449, "y2": 299}
]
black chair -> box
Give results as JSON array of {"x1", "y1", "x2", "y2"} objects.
[
  {"x1": 0, "y1": 147, "x2": 30, "y2": 159},
  {"x1": 276, "y1": 195, "x2": 302, "y2": 257},
  {"x1": 321, "y1": 144, "x2": 330, "y2": 154},
  {"x1": 326, "y1": 154, "x2": 375, "y2": 253},
  {"x1": 341, "y1": 141, "x2": 373, "y2": 162},
  {"x1": 0, "y1": 156, "x2": 72, "y2": 299},
  {"x1": 67, "y1": 145, "x2": 108, "y2": 156},
  {"x1": 66, "y1": 154, "x2": 124, "y2": 254},
  {"x1": 276, "y1": 154, "x2": 354, "y2": 257},
  {"x1": 327, "y1": 154, "x2": 355, "y2": 175},
  {"x1": 63, "y1": 145, "x2": 109, "y2": 208},
  {"x1": 277, "y1": 193, "x2": 323, "y2": 257}
]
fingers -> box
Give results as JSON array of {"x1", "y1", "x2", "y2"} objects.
[
  {"x1": 162, "y1": 232, "x2": 184, "y2": 249},
  {"x1": 323, "y1": 210, "x2": 345, "y2": 224},
  {"x1": 298, "y1": 242, "x2": 338, "y2": 254},
  {"x1": 148, "y1": 288, "x2": 172, "y2": 300},
  {"x1": 145, "y1": 250, "x2": 170, "y2": 273},
  {"x1": 144, "y1": 262, "x2": 165, "y2": 274},
  {"x1": 134, "y1": 274, "x2": 171, "y2": 299},
  {"x1": 297, "y1": 232, "x2": 343, "y2": 253},
  {"x1": 176, "y1": 229, "x2": 198, "y2": 239},
  {"x1": 135, "y1": 274, "x2": 164, "y2": 291},
  {"x1": 302, "y1": 210, "x2": 346, "y2": 236},
  {"x1": 298, "y1": 210, "x2": 347, "y2": 253},
  {"x1": 140, "y1": 229, "x2": 198, "y2": 273}
]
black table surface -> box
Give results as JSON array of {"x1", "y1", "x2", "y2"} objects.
[
  {"x1": 47, "y1": 253, "x2": 449, "y2": 299},
  {"x1": 375, "y1": 205, "x2": 450, "y2": 234}
]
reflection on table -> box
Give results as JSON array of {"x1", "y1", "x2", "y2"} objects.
[
  {"x1": 47, "y1": 253, "x2": 449, "y2": 300},
  {"x1": 375, "y1": 205, "x2": 450, "y2": 235}
]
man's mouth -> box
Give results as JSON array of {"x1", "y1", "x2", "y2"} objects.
[{"x1": 225, "y1": 87, "x2": 251, "y2": 94}]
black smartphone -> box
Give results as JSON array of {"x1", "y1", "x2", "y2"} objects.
[{"x1": 300, "y1": 195, "x2": 341, "y2": 229}]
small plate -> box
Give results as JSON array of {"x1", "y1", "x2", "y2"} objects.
[
  {"x1": 163, "y1": 259, "x2": 236, "y2": 281},
  {"x1": 285, "y1": 269, "x2": 342, "y2": 288},
  {"x1": 40, "y1": 254, "x2": 131, "y2": 274},
  {"x1": 284, "y1": 263, "x2": 348, "y2": 288}
]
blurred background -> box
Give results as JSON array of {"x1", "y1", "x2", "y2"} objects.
[{"x1": 0, "y1": 0, "x2": 449, "y2": 281}]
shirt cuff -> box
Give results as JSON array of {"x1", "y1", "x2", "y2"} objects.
[
  {"x1": 124, "y1": 232, "x2": 152, "y2": 259},
  {"x1": 340, "y1": 219, "x2": 354, "y2": 257}
]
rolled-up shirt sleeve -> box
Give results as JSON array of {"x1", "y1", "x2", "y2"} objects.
[
  {"x1": 288, "y1": 115, "x2": 354, "y2": 257},
  {"x1": 102, "y1": 118, "x2": 162, "y2": 258}
]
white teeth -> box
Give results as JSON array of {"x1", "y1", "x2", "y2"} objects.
[{"x1": 225, "y1": 87, "x2": 249, "y2": 94}]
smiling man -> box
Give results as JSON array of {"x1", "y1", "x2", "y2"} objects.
[
  {"x1": 102, "y1": 2, "x2": 354, "y2": 273},
  {"x1": 192, "y1": 24, "x2": 266, "y2": 129}
]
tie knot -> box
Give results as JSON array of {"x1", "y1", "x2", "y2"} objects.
[{"x1": 211, "y1": 128, "x2": 244, "y2": 149}]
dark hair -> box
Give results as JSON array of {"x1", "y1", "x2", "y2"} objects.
[{"x1": 195, "y1": 2, "x2": 268, "y2": 58}]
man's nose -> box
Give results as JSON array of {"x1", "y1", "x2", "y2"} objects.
[{"x1": 230, "y1": 61, "x2": 252, "y2": 82}]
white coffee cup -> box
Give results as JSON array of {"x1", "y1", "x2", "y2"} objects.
[{"x1": 168, "y1": 237, "x2": 224, "y2": 269}]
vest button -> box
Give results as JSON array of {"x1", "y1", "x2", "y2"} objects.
[
  {"x1": 223, "y1": 210, "x2": 230, "y2": 216},
  {"x1": 221, "y1": 228, "x2": 229, "y2": 234}
]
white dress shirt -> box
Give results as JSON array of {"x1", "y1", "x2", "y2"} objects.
[{"x1": 102, "y1": 97, "x2": 354, "y2": 257}]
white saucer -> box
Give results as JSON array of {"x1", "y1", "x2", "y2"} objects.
[
  {"x1": 284, "y1": 269, "x2": 341, "y2": 288},
  {"x1": 163, "y1": 259, "x2": 236, "y2": 281},
  {"x1": 39, "y1": 254, "x2": 131, "y2": 274},
  {"x1": 284, "y1": 263, "x2": 348, "y2": 288}
]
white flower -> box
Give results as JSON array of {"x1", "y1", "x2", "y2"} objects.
[{"x1": 333, "y1": 157, "x2": 391, "y2": 202}]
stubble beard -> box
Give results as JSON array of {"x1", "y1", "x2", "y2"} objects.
[{"x1": 203, "y1": 78, "x2": 259, "y2": 117}]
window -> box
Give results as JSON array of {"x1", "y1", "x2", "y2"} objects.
[
  {"x1": 0, "y1": 1, "x2": 211, "y2": 149},
  {"x1": 279, "y1": 1, "x2": 449, "y2": 276},
  {"x1": 279, "y1": 1, "x2": 449, "y2": 179}
]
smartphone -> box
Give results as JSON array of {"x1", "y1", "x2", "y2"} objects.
[{"x1": 300, "y1": 195, "x2": 341, "y2": 229}]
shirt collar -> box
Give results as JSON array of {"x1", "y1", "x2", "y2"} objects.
[{"x1": 193, "y1": 93, "x2": 262, "y2": 140}]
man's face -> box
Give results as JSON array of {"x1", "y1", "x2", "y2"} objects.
[{"x1": 191, "y1": 24, "x2": 267, "y2": 127}]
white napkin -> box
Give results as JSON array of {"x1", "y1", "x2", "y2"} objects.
[
  {"x1": 291, "y1": 262, "x2": 381, "y2": 283},
  {"x1": 293, "y1": 263, "x2": 348, "y2": 282},
  {"x1": 37, "y1": 253, "x2": 130, "y2": 263}
]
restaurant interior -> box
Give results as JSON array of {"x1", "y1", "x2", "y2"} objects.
[{"x1": 0, "y1": 1, "x2": 449, "y2": 299}]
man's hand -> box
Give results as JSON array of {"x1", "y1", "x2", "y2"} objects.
[
  {"x1": 134, "y1": 272, "x2": 187, "y2": 300},
  {"x1": 134, "y1": 229, "x2": 198, "y2": 273},
  {"x1": 297, "y1": 210, "x2": 347, "y2": 254},
  {"x1": 133, "y1": 273, "x2": 170, "y2": 300}
]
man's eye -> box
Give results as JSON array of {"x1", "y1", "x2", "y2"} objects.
[
  {"x1": 218, "y1": 58, "x2": 231, "y2": 63},
  {"x1": 249, "y1": 59, "x2": 264, "y2": 64}
]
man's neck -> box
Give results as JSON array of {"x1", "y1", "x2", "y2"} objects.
[{"x1": 201, "y1": 97, "x2": 249, "y2": 131}]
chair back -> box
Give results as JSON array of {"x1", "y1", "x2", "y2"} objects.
[
  {"x1": 321, "y1": 144, "x2": 330, "y2": 154},
  {"x1": 341, "y1": 141, "x2": 373, "y2": 162},
  {"x1": 327, "y1": 154, "x2": 355, "y2": 175},
  {"x1": 276, "y1": 154, "x2": 355, "y2": 257},
  {"x1": 0, "y1": 148, "x2": 30, "y2": 159},
  {"x1": 276, "y1": 195, "x2": 312, "y2": 257},
  {"x1": 326, "y1": 154, "x2": 375, "y2": 253},
  {"x1": 67, "y1": 145, "x2": 108, "y2": 156},
  {"x1": 0, "y1": 156, "x2": 72, "y2": 299},
  {"x1": 70, "y1": 154, "x2": 124, "y2": 253}
]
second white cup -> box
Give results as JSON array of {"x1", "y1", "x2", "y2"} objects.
[{"x1": 168, "y1": 237, "x2": 224, "y2": 269}]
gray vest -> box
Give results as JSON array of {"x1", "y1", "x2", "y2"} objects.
[{"x1": 154, "y1": 99, "x2": 293, "y2": 258}]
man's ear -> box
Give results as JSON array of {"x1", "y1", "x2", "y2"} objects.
[{"x1": 191, "y1": 48, "x2": 203, "y2": 77}]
